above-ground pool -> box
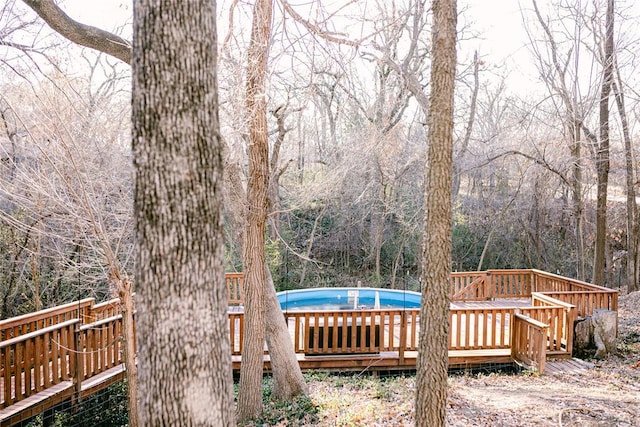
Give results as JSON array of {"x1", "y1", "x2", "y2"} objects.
[{"x1": 276, "y1": 287, "x2": 421, "y2": 311}]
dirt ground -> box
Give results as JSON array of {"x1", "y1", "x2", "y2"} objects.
[{"x1": 304, "y1": 289, "x2": 640, "y2": 426}]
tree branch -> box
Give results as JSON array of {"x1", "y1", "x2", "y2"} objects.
[{"x1": 22, "y1": 0, "x2": 131, "y2": 64}]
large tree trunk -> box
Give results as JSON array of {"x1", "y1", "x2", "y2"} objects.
[
  {"x1": 237, "y1": 0, "x2": 273, "y2": 422},
  {"x1": 593, "y1": 0, "x2": 614, "y2": 286},
  {"x1": 132, "y1": 0, "x2": 234, "y2": 425},
  {"x1": 415, "y1": 0, "x2": 457, "y2": 426}
]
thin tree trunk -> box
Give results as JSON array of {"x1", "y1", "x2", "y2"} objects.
[
  {"x1": 116, "y1": 279, "x2": 138, "y2": 427},
  {"x1": 132, "y1": 0, "x2": 234, "y2": 424},
  {"x1": 415, "y1": 0, "x2": 457, "y2": 425},
  {"x1": 593, "y1": 0, "x2": 614, "y2": 286},
  {"x1": 237, "y1": 0, "x2": 273, "y2": 422},
  {"x1": 612, "y1": 76, "x2": 639, "y2": 291},
  {"x1": 571, "y1": 123, "x2": 586, "y2": 281},
  {"x1": 452, "y1": 50, "x2": 479, "y2": 201}
]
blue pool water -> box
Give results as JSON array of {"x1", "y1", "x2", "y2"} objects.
[{"x1": 276, "y1": 287, "x2": 421, "y2": 311}]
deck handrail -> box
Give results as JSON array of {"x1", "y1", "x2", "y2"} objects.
[
  {"x1": 0, "y1": 319, "x2": 80, "y2": 349},
  {"x1": 0, "y1": 298, "x2": 94, "y2": 340}
]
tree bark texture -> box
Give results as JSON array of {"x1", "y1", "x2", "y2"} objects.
[
  {"x1": 132, "y1": 0, "x2": 234, "y2": 425},
  {"x1": 415, "y1": 0, "x2": 457, "y2": 426},
  {"x1": 237, "y1": 0, "x2": 273, "y2": 422}
]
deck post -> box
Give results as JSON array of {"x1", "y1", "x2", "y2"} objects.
[
  {"x1": 72, "y1": 325, "x2": 83, "y2": 406},
  {"x1": 399, "y1": 311, "x2": 406, "y2": 365}
]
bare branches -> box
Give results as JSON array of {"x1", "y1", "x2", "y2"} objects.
[{"x1": 277, "y1": 0, "x2": 361, "y2": 48}]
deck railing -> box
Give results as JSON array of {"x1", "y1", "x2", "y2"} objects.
[
  {"x1": 449, "y1": 307, "x2": 513, "y2": 350},
  {"x1": 77, "y1": 315, "x2": 125, "y2": 381},
  {"x1": 0, "y1": 313, "x2": 126, "y2": 409},
  {"x1": 226, "y1": 273, "x2": 244, "y2": 305},
  {"x1": 511, "y1": 314, "x2": 548, "y2": 373},
  {"x1": 1, "y1": 319, "x2": 79, "y2": 407},
  {"x1": 230, "y1": 306, "x2": 522, "y2": 355},
  {"x1": 0, "y1": 269, "x2": 618, "y2": 417}
]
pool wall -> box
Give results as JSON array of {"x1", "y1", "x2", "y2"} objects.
[{"x1": 276, "y1": 287, "x2": 422, "y2": 311}]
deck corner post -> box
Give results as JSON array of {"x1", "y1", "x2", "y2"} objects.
[{"x1": 399, "y1": 311, "x2": 406, "y2": 365}]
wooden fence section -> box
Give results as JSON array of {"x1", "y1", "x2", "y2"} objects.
[
  {"x1": 531, "y1": 270, "x2": 618, "y2": 316},
  {"x1": 534, "y1": 291, "x2": 617, "y2": 318},
  {"x1": 77, "y1": 315, "x2": 125, "y2": 381},
  {"x1": 226, "y1": 273, "x2": 244, "y2": 305},
  {"x1": 0, "y1": 314, "x2": 125, "y2": 409},
  {"x1": 229, "y1": 307, "x2": 516, "y2": 356},
  {"x1": 449, "y1": 308, "x2": 513, "y2": 350},
  {"x1": 1, "y1": 319, "x2": 79, "y2": 408},
  {"x1": 527, "y1": 293, "x2": 576, "y2": 355},
  {"x1": 451, "y1": 272, "x2": 490, "y2": 301},
  {"x1": 488, "y1": 270, "x2": 533, "y2": 299},
  {"x1": 449, "y1": 270, "x2": 618, "y2": 318},
  {"x1": 511, "y1": 314, "x2": 547, "y2": 373}
]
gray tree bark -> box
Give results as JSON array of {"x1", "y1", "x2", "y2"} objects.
[
  {"x1": 415, "y1": 0, "x2": 457, "y2": 425},
  {"x1": 132, "y1": 0, "x2": 234, "y2": 425}
]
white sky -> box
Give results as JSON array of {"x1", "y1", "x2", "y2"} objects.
[{"x1": 58, "y1": 0, "x2": 640, "y2": 97}]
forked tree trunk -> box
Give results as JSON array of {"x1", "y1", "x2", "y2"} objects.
[
  {"x1": 264, "y1": 269, "x2": 308, "y2": 399},
  {"x1": 224, "y1": 140, "x2": 308, "y2": 408},
  {"x1": 132, "y1": 0, "x2": 234, "y2": 425},
  {"x1": 415, "y1": 0, "x2": 457, "y2": 425}
]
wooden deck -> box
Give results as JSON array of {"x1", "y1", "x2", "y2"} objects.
[{"x1": 0, "y1": 270, "x2": 618, "y2": 425}]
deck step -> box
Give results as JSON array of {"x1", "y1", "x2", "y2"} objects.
[{"x1": 544, "y1": 358, "x2": 594, "y2": 375}]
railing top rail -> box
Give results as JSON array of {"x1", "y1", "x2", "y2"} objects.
[
  {"x1": 226, "y1": 272, "x2": 244, "y2": 278},
  {"x1": 531, "y1": 292, "x2": 576, "y2": 309},
  {"x1": 93, "y1": 298, "x2": 121, "y2": 309},
  {"x1": 0, "y1": 318, "x2": 80, "y2": 349},
  {"x1": 451, "y1": 271, "x2": 488, "y2": 276},
  {"x1": 540, "y1": 290, "x2": 618, "y2": 295},
  {"x1": 514, "y1": 313, "x2": 548, "y2": 328},
  {"x1": 531, "y1": 269, "x2": 618, "y2": 293},
  {"x1": 79, "y1": 314, "x2": 123, "y2": 331},
  {"x1": 0, "y1": 297, "x2": 94, "y2": 330},
  {"x1": 485, "y1": 269, "x2": 534, "y2": 274}
]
